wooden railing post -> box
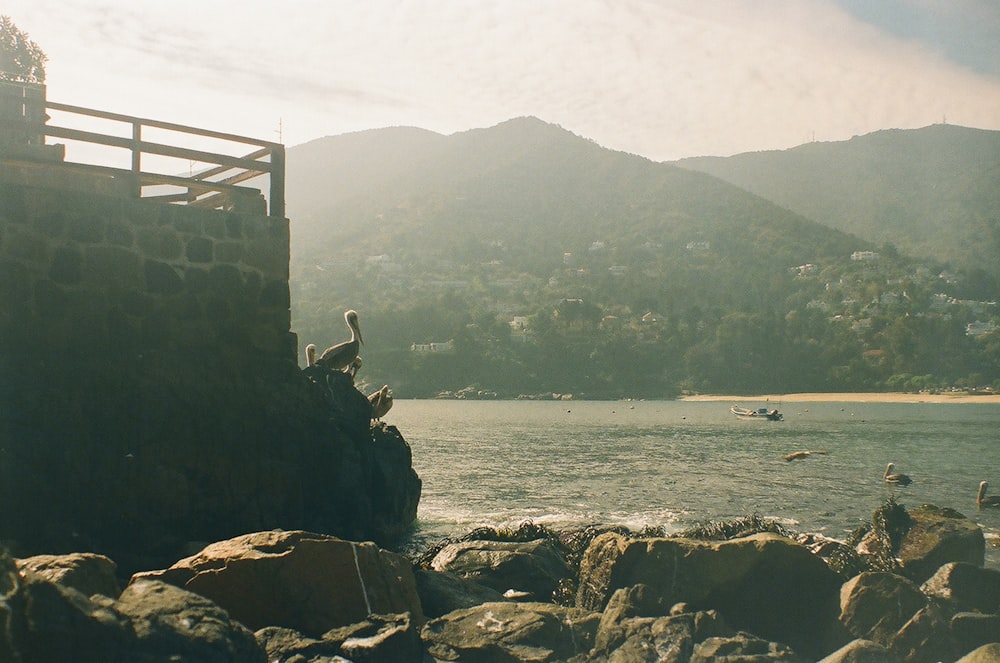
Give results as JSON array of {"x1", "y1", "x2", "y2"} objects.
[
  {"x1": 269, "y1": 144, "x2": 285, "y2": 218},
  {"x1": 131, "y1": 120, "x2": 142, "y2": 198}
]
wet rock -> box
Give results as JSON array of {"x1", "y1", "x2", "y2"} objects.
[
  {"x1": 413, "y1": 568, "x2": 505, "y2": 619},
  {"x1": 889, "y1": 604, "x2": 956, "y2": 663},
  {"x1": 897, "y1": 505, "x2": 984, "y2": 583},
  {"x1": 576, "y1": 531, "x2": 843, "y2": 658},
  {"x1": 255, "y1": 626, "x2": 345, "y2": 662},
  {"x1": 16, "y1": 552, "x2": 120, "y2": 598},
  {"x1": 429, "y1": 538, "x2": 572, "y2": 601},
  {"x1": 420, "y1": 601, "x2": 599, "y2": 662},
  {"x1": 132, "y1": 530, "x2": 423, "y2": 638}
]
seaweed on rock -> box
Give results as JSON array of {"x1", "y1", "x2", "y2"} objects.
[{"x1": 674, "y1": 512, "x2": 790, "y2": 541}]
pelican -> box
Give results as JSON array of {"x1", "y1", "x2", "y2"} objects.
[
  {"x1": 316, "y1": 310, "x2": 364, "y2": 371},
  {"x1": 304, "y1": 343, "x2": 317, "y2": 367},
  {"x1": 345, "y1": 356, "x2": 363, "y2": 379},
  {"x1": 977, "y1": 481, "x2": 1000, "y2": 509},
  {"x1": 783, "y1": 450, "x2": 828, "y2": 462},
  {"x1": 369, "y1": 385, "x2": 393, "y2": 421},
  {"x1": 883, "y1": 463, "x2": 912, "y2": 486}
]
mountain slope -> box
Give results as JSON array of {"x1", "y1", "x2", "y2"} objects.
[
  {"x1": 675, "y1": 124, "x2": 1000, "y2": 277},
  {"x1": 286, "y1": 116, "x2": 861, "y2": 275}
]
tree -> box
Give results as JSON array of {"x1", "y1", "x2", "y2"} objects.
[{"x1": 0, "y1": 16, "x2": 47, "y2": 84}]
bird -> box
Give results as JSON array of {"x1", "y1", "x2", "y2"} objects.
[
  {"x1": 977, "y1": 481, "x2": 1000, "y2": 509},
  {"x1": 304, "y1": 343, "x2": 317, "y2": 367},
  {"x1": 369, "y1": 385, "x2": 393, "y2": 421},
  {"x1": 316, "y1": 310, "x2": 364, "y2": 371},
  {"x1": 783, "y1": 450, "x2": 828, "y2": 462},
  {"x1": 883, "y1": 462, "x2": 912, "y2": 486},
  {"x1": 345, "y1": 356, "x2": 363, "y2": 380}
]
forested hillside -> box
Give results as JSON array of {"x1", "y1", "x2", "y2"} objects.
[
  {"x1": 677, "y1": 124, "x2": 1000, "y2": 281},
  {"x1": 285, "y1": 118, "x2": 1000, "y2": 398}
]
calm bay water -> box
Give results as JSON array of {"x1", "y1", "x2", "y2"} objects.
[{"x1": 390, "y1": 399, "x2": 1000, "y2": 569}]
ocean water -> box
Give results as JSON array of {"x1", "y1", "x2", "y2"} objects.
[{"x1": 390, "y1": 399, "x2": 1000, "y2": 569}]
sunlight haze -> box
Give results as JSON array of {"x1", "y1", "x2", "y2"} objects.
[{"x1": 6, "y1": 0, "x2": 1000, "y2": 160}]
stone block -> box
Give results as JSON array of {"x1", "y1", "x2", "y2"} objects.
[
  {"x1": 136, "y1": 226, "x2": 182, "y2": 260},
  {"x1": 185, "y1": 236, "x2": 213, "y2": 263},
  {"x1": 84, "y1": 245, "x2": 141, "y2": 287},
  {"x1": 49, "y1": 246, "x2": 82, "y2": 284},
  {"x1": 144, "y1": 260, "x2": 184, "y2": 295},
  {"x1": 68, "y1": 214, "x2": 105, "y2": 243}
]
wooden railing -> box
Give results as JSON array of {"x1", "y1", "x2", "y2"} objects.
[{"x1": 0, "y1": 81, "x2": 285, "y2": 218}]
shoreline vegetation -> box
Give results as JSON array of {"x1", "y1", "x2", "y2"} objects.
[{"x1": 680, "y1": 391, "x2": 1000, "y2": 404}]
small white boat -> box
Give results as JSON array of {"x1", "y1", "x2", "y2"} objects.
[{"x1": 731, "y1": 404, "x2": 783, "y2": 421}]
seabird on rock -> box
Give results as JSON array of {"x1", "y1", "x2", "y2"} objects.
[
  {"x1": 977, "y1": 481, "x2": 1000, "y2": 509},
  {"x1": 317, "y1": 310, "x2": 364, "y2": 371},
  {"x1": 345, "y1": 356, "x2": 363, "y2": 380},
  {"x1": 883, "y1": 462, "x2": 912, "y2": 486},
  {"x1": 369, "y1": 385, "x2": 393, "y2": 421},
  {"x1": 304, "y1": 343, "x2": 317, "y2": 367}
]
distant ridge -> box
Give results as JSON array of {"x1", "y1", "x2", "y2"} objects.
[{"x1": 675, "y1": 124, "x2": 1000, "y2": 277}]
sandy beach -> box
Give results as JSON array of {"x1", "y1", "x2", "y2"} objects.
[{"x1": 681, "y1": 392, "x2": 1000, "y2": 404}]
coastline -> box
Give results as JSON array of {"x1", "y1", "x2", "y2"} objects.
[{"x1": 680, "y1": 392, "x2": 1000, "y2": 404}]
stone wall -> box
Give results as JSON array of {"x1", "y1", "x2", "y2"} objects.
[{"x1": 0, "y1": 164, "x2": 295, "y2": 367}]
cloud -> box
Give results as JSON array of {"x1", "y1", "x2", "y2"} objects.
[{"x1": 6, "y1": 0, "x2": 1000, "y2": 159}]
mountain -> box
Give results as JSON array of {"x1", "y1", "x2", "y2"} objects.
[
  {"x1": 283, "y1": 117, "x2": 999, "y2": 397},
  {"x1": 286, "y1": 117, "x2": 859, "y2": 276},
  {"x1": 675, "y1": 124, "x2": 1000, "y2": 278}
]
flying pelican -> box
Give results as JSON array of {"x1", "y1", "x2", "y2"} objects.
[
  {"x1": 883, "y1": 463, "x2": 912, "y2": 486},
  {"x1": 783, "y1": 450, "x2": 828, "y2": 462},
  {"x1": 977, "y1": 481, "x2": 1000, "y2": 509},
  {"x1": 316, "y1": 310, "x2": 364, "y2": 371},
  {"x1": 369, "y1": 385, "x2": 393, "y2": 421}
]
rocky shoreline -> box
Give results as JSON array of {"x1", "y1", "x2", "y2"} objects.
[{"x1": 4, "y1": 499, "x2": 999, "y2": 662}]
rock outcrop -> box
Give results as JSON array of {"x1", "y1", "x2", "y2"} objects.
[{"x1": 132, "y1": 529, "x2": 424, "y2": 637}]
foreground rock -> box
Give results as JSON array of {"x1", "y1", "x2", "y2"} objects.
[
  {"x1": 576, "y1": 531, "x2": 844, "y2": 658},
  {"x1": 133, "y1": 529, "x2": 424, "y2": 637}
]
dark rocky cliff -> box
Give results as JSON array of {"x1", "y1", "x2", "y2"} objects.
[{"x1": 0, "y1": 170, "x2": 421, "y2": 575}]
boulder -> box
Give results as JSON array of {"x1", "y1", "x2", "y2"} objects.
[
  {"x1": 413, "y1": 568, "x2": 505, "y2": 619},
  {"x1": 956, "y1": 643, "x2": 1000, "y2": 663},
  {"x1": 897, "y1": 505, "x2": 984, "y2": 583},
  {"x1": 429, "y1": 538, "x2": 572, "y2": 601},
  {"x1": 690, "y1": 631, "x2": 807, "y2": 662},
  {"x1": 324, "y1": 612, "x2": 423, "y2": 663},
  {"x1": 921, "y1": 562, "x2": 1000, "y2": 614},
  {"x1": 950, "y1": 612, "x2": 1000, "y2": 655},
  {"x1": 16, "y1": 552, "x2": 120, "y2": 598},
  {"x1": 590, "y1": 593, "x2": 734, "y2": 663},
  {"x1": 817, "y1": 639, "x2": 899, "y2": 663},
  {"x1": 2, "y1": 553, "x2": 133, "y2": 662},
  {"x1": 255, "y1": 626, "x2": 346, "y2": 662},
  {"x1": 2, "y1": 552, "x2": 265, "y2": 663},
  {"x1": 888, "y1": 604, "x2": 956, "y2": 663},
  {"x1": 115, "y1": 579, "x2": 266, "y2": 662},
  {"x1": 576, "y1": 531, "x2": 843, "y2": 658},
  {"x1": 132, "y1": 530, "x2": 424, "y2": 637},
  {"x1": 838, "y1": 572, "x2": 927, "y2": 645},
  {"x1": 420, "y1": 601, "x2": 599, "y2": 662}
]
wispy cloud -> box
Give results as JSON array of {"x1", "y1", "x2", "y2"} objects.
[{"x1": 6, "y1": 0, "x2": 1000, "y2": 159}]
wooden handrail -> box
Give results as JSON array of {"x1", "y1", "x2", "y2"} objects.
[{"x1": 0, "y1": 81, "x2": 285, "y2": 217}]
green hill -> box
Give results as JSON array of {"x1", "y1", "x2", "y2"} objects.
[
  {"x1": 676, "y1": 124, "x2": 1000, "y2": 279},
  {"x1": 283, "y1": 118, "x2": 999, "y2": 398}
]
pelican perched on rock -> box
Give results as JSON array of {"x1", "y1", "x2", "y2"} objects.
[
  {"x1": 317, "y1": 310, "x2": 364, "y2": 371},
  {"x1": 345, "y1": 356, "x2": 363, "y2": 380},
  {"x1": 977, "y1": 481, "x2": 1000, "y2": 509},
  {"x1": 369, "y1": 385, "x2": 393, "y2": 421},
  {"x1": 883, "y1": 463, "x2": 912, "y2": 486},
  {"x1": 304, "y1": 343, "x2": 317, "y2": 367}
]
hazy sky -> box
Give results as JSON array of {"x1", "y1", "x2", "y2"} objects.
[{"x1": 6, "y1": 0, "x2": 1000, "y2": 161}]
